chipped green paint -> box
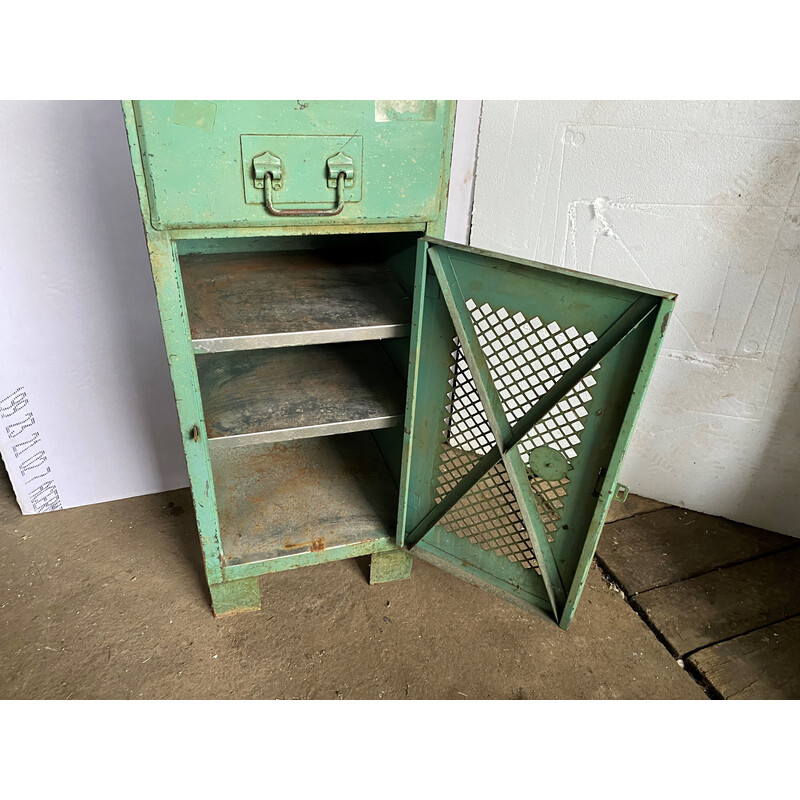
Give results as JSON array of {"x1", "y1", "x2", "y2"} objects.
[
  {"x1": 369, "y1": 548, "x2": 414, "y2": 584},
  {"x1": 123, "y1": 101, "x2": 455, "y2": 615},
  {"x1": 123, "y1": 103, "x2": 224, "y2": 585},
  {"x1": 209, "y1": 577, "x2": 261, "y2": 617},
  {"x1": 124, "y1": 100, "x2": 672, "y2": 629},
  {"x1": 397, "y1": 238, "x2": 675, "y2": 628},
  {"x1": 130, "y1": 100, "x2": 456, "y2": 230}
]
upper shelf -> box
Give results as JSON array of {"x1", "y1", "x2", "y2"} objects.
[{"x1": 181, "y1": 249, "x2": 412, "y2": 353}]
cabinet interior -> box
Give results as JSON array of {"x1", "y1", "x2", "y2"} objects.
[{"x1": 176, "y1": 232, "x2": 420, "y2": 568}]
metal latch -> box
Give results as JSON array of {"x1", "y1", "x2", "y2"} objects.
[
  {"x1": 326, "y1": 152, "x2": 355, "y2": 187},
  {"x1": 252, "y1": 151, "x2": 283, "y2": 190},
  {"x1": 614, "y1": 483, "x2": 630, "y2": 503}
]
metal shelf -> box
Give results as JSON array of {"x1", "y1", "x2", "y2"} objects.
[
  {"x1": 212, "y1": 434, "x2": 397, "y2": 567},
  {"x1": 197, "y1": 341, "x2": 405, "y2": 447},
  {"x1": 182, "y1": 250, "x2": 412, "y2": 353}
]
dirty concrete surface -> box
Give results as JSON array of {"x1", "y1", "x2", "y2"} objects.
[{"x1": 0, "y1": 472, "x2": 705, "y2": 700}]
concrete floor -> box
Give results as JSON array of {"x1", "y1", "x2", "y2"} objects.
[{"x1": 0, "y1": 471, "x2": 706, "y2": 700}]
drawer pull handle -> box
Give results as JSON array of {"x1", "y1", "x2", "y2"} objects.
[
  {"x1": 264, "y1": 171, "x2": 345, "y2": 218},
  {"x1": 253, "y1": 151, "x2": 354, "y2": 218}
]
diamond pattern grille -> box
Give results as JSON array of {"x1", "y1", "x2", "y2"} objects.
[
  {"x1": 434, "y1": 299, "x2": 601, "y2": 566},
  {"x1": 435, "y1": 348, "x2": 541, "y2": 573}
]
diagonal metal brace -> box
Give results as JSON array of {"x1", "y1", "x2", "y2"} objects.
[
  {"x1": 425, "y1": 247, "x2": 568, "y2": 616},
  {"x1": 404, "y1": 267, "x2": 658, "y2": 549}
]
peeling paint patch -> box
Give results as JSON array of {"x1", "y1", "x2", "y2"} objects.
[
  {"x1": 375, "y1": 100, "x2": 437, "y2": 122},
  {"x1": 173, "y1": 101, "x2": 217, "y2": 133}
]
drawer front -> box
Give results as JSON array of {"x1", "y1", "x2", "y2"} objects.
[{"x1": 133, "y1": 100, "x2": 455, "y2": 230}]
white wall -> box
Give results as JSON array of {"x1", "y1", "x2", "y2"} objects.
[
  {"x1": 0, "y1": 100, "x2": 481, "y2": 513},
  {"x1": 0, "y1": 101, "x2": 188, "y2": 511},
  {"x1": 445, "y1": 101, "x2": 482, "y2": 244},
  {"x1": 470, "y1": 101, "x2": 800, "y2": 536}
]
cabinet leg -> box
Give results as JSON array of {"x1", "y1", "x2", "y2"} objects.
[
  {"x1": 209, "y1": 577, "x2": 261, "y2": 617},
  {"x1": 369, "y1": 548, "x2": 413, "y2": 585}
]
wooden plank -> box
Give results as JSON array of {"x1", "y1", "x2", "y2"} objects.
[
  {"x1": 597, "y1": 507, "x2": 794, "y2": 595},
  {"x1": 687, "y1": 615, "x2": 800, "y2": 699},
  {"x1": 632, "y1": 548, "x2": 800, "y2": 656},
  {"x1": 182, "y1": 250, "x2": 411, "y2": 351},
  {"x1": 604, "y1": 494, "x2": 668, "y2": 524},
  {"x1": 197, "y1": 342, "x2": 405, "y2": 443}
]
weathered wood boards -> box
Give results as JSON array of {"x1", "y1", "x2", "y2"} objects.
[
  {"x1": 631, "y1": 547, "x2": 800, "y2": 657},
  {"x1": 598, "y1": 507, "x2": 793, "y2": 595},
  {"x1": 604, "y1": 494, "x2": 668, "y2": 524},
  {"x1": 687, "y1": 616, "x2": 800, "y2": 700},
  {"x1": 596, "y1": 503, "x2": 800, "y2": 697}
]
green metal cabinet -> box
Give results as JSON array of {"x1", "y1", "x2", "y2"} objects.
[{"x1": 124, "y1": 100, "x2": 673, "y2": 629}]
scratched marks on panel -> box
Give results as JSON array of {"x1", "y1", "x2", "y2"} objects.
[{"x1": 544, "y1": 123, "x2": 800, "y2": 421}]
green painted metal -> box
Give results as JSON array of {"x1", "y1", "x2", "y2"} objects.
[
  {"x1": 426, "y1": 246, "x2": 567, "y2": 620},
  {"x1": 404, "y1": 292, "x2": 658, "y2": 546},
  {"x1": 168, "y1": 222, "x2": 428, "y2": 241},
  {"x1": 369, "y1": 548, "x2": 414, "y2": 585},
  {"x1": 122, "y1": 101, "x2": 455, "y2": 613},
  {"x1": 209, "y1": 577, "x2": 262, "y2": 617},
  {"x1": 123, "y1": 103, "x2": 224, "y2": 585},
  {"x1": 222, "y1": 536, "x2": 399, "y2": 582},
  {"x1": 397, "y1": 238, "x2": 675, "y2": 627},
  {"x1": 558, "y1": 298, "x2": 674, "y2": 629},
  {"x1": 130, "y1": 101, "x2": 456, "y2": 230},
  {"x1": 125, "y1": 100, "x2": 673, "y2": 630}
]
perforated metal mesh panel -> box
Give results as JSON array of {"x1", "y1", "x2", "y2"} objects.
[
  {"x1": 433, "y1": 299, "x2": 602, "y2": 564},
  {"x1": 435, "y1": 343, "x2": 541, "y2": 572},
  {"x1": 402, "y1": 240, "x2": 673, "y2": 628}
]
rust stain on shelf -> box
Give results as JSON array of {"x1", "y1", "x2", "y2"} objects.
[{"x1": 283, "y1": 536, "x2": 326, "y2": 552}]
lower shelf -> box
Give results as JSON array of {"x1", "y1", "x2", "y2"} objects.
[{"x1": 212, "y1": 432, "x2": 398, "y2": 567}]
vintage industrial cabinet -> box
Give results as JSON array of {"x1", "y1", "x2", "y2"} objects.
[{"x1": 123, "y1": 100, "x2": 674, "y2": 629}]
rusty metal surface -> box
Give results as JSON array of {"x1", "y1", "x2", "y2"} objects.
[
  {"x1": 197, "y1": 341, "x2": 405, "y2": 445},
  {"x1": 182, "y1": 249, "x2": 412, "y2": 352},
  {"x1": 211, "y1": 433, "x2": 397, "y2": 565}
]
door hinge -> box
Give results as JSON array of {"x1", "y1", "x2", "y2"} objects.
[
  {"x1": 252, "y1": 151, "x2": 283, "y2": 189},
  {"x1": 326, "y1": 151, "x2": 355, "y2": 188}
]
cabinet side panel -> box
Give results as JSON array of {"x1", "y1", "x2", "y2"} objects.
[{"x1": 122, "y1": 102, "x2": 224, "y2": 584}]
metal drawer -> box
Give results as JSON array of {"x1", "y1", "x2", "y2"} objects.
[{"x1": 131, "y1": 100, "x2": 455, "y2": 230}]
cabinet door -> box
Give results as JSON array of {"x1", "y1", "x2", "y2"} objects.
[{"x1": 398, "y1": 238, "x2": 675, "y2": 628}]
